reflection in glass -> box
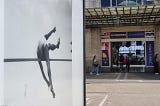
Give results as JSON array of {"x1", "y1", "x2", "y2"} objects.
[
  {"x1": 118, "y1": 0, "x2": 126, "y2": 6},
  {"x1": 112, "y1": 0, "x2": 117, "y2": 6},
  {"x1": 137, "y1": 0, "x2": 142, "y2": 5},
  {"x1": 103, "y1": 0, "x2": 154, "y2": 7},
  {"x1": 101, "y1": 0, "x2": 110, "y2": 7},
  {"x1": 111, "y1": 41, "x2": 145, "y2": 65},
  {"x1": 143, "y1": 0, "x2": 154, "y2": 5}
]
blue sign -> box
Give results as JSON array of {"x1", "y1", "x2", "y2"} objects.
[
  {"x1": 146, "y1": 41, "x2": 154, "y2": 66},
  {"x1": 128, "y1": 31, "x2": 145, "y2": 38}
]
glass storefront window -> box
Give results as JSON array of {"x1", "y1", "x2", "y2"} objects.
[
  {"x1": 111, "y1": 41, "x2": 145, "y2": 65},
  {"x1": 101, "y1": 0, "x2": 154, "y2": 7},
  {"x1": 137, "y1": 0, "x2": 142, "y2": 5},
  {"x1": 117, "y1": 0, "x2": 127, "y2": 6},
  {"x1": 112, "y1": 0, "x2": 117, "y2": 6},
  {"x1": 128, "y1": 0, "x2": 139, "y2": 5},
  {"x1": 101, "y1": 0, "x2": 110, "y2": 7},
  {"x1": 143, "y1": 0, "x2": 154, "y2": 5},
  {"x1": 118, "y1": 0, "x2": 139, "y2": 6}
]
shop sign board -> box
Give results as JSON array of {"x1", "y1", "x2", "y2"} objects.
[
  {"x1": 110, "y1": 32, "x2": 126, "y2": 39},
  {"x1": 128, "y1": 31, "x2": 145, "y2": 38}
]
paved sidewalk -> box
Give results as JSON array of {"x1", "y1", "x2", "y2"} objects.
[
  {"x1": 86, "y1": 73, "x2": 160, "y2": 106},
  {"x1": 86, "y1": 82, "x2": 160, "y2": 106},
  {"x1": 86, "y1": 73, "x2": 160, "y2": 80}
]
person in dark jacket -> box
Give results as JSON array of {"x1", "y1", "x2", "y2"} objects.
[{"x1": 153, "y1": 54, "x2": 159, "y2": 75}]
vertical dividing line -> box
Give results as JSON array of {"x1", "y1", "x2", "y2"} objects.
[
  {"x1": 110, "y1": 0, "x2": 112, "y2": 7},
  {"x1": 83, "y1": 0, "x2": 86, "y2": 106}
]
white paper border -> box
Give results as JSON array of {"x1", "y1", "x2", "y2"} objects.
[
  {"x1": 72, "y1": 0, "x2": 84, "y2": 106},
  {"x1": 0, "y1": 0, "x2": 4, "y2": 105}
]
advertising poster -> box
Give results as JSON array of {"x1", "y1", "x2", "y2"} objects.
[
  {"x1": 101, "y1": 42, "x2": 110, "y2": 66},
  {"x1": 146, "y1": 41, "x2": 154, "y2": 66},
  {"x1": 4, "y1": 0, "x2": 76, "y2": 106}
]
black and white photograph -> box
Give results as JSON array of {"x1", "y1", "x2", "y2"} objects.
[{"x1": 4, "y1": 0, "x2": 73, "y2": 105}]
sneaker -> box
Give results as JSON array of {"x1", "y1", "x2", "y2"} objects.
[
  {"x1": 96, "y1": 73, "x2": 99, "y2": 75},
  {"x1": 90, "y1": 72, "x2": 93, "y2": 75},
  {"x1": 50, "y1": 88, "x2": 55, "y2": 98},
  {"x1": 155, "y1": 73, "x2": 159, "y2": 75}
]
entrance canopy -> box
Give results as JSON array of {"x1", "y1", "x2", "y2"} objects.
[{"x1": 85, "y1": 5, "x2": 160, "y2": 27}]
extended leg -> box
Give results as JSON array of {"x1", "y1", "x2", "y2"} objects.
[
  {"x1": 38, "y1": 61, "x2": 50, "y2": 87},
  {"x1": 46, "y1": 60, "x2": 55, "y2": 98},
  {"x1": 96, "y1": 66, "x2": 99, "y2": 75},
  {"x1": 44, "y1": 27, "x2": 56, "y2": 40}
]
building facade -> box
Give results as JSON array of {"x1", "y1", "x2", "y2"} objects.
[{"x1": 85, "y1": 0, "x2": 160, "y2": 72}]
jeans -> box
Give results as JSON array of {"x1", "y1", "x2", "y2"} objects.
[{"x1": 92, "y1": 65, "x2": 99, "y2": 74}]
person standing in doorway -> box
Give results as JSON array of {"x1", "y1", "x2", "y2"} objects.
[{"x1": 37, "y1": 27, "x2": 60, "y2": 98}]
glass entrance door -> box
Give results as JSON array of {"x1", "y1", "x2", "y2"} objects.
[{"x1": 111, "y1": 41, "x2": 145, "y2": 72}]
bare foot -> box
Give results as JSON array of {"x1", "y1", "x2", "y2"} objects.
[{"x1": 50, "y1": 88, "x2": 55, "y2": 98}]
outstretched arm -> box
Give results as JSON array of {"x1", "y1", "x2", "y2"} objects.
[
  {"x1": 47, "y1": 38, "x2": 60, "y2": 51},
  {"x1": 45, "y1": 27, "x2": 56, "y2": 40}
]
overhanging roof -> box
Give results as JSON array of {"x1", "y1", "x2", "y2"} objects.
[{"x1": 85, "y1": 5, "x2": 160, "y2": 28}]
